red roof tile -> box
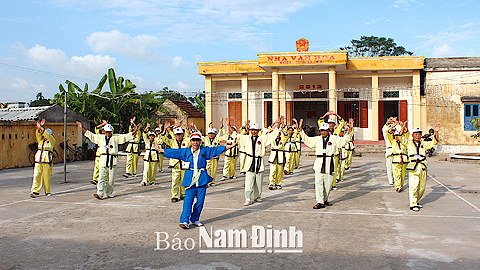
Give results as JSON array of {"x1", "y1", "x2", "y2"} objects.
[{"x1": 169, "y1": 100, "x2": 205, "y2": 118}]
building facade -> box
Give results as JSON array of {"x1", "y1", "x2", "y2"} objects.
[
  {"x1": 150, "y1": 99, "x2": 206, "y2": 133},
  {"x1": 198, "y1": 44, "x2": 425, "y2": 141},
  {"x1": 0, "y1": 104, "x2": 89, "y2": 169},
  {"x1": 424, "y1": 57, "x2": 480, "y2": 147}
]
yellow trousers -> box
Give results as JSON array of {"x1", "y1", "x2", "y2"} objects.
[
  {"x1": 336, "y1": 158, "x2": 347, "y2": 181},
  {"x1": 245, "y1": 171, "x2": 263, "y2": 201},
  {"x1": 171, "y1": 166, "x2": 186, "y2": 199},
  {"x1": 142, "y1": 161, "x2": 158, "y2": 184},
  {"x1": 294, "y1": 151, "x2": 301, "y2": 169},
  {"x1": 207, "y1": 158, "x2": 219, "y2": 184},
  {"x1": 223, "y1": 156, "x2": 238, "y2": 178},
  {"x1": 98, "y1": 165, "x2": 118, "y2": 197},
  {"x1": 157, "y1": 154, "x2": 164, "y2": 171},
  {"x1": 125, "y1": 153, "x2": 139, "y2": 175},
  {"x1": 92, "y1": 156, "x2": 100, "y2": 182},
  {"x1": 333, "y1": 156, "x2": 339, "y2": 187},
  {"x1": 269, "y1": 163, "x2": 284, "y2": 186},
  {"x1": 346, "y1": 150, "x2": 353, "y2": 169},
  {"x1": 285, "y1": 152, "x2": 295, "y2": 173},
  {"x1": 315, "y1": 171, "x2": 334, "y2": 203},
  {"x1": 31, "y1": 163, "x2": 52, "y2": 194},
  {"x1": 393, "y1": 163, "x2": 407, "y2": 190},
  {"x1": 408, "y1": 163, "x2": 427, "y2": 207}
]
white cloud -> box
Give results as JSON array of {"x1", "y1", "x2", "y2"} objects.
[
  {"x1": 11, "y1": 77, "x2": 46, "y2": 93},
  {"x1": 86, "y1": 30, "x2": 163, "y2": 61},
  {"x1": 195, "y1": 55, "x2": 203, "y2": 62},
  {"x1": 392, "y1": 0, "x2": 423, "y2": 10},
  {"x1": 432, "y1": 45, "x2": 455, "y2": 57},
  {"x1": 416, "y1": 31, "x2": 479, "y2": 50},
  {"x1": 22, "y1": 43, "x2": 116, "y2": 79},
  {"x1": 175, "y1": 82, "x2": 190, "y2": 91},
  {"x1": 52, "y1": 0, "x2": 321, "y2": 50},
  {"x1": 172, "y1": 56, "x2": 188, "y2": 68},
  {"x1": 120, "y1": 73, "x2": 144, "y2": 85}
]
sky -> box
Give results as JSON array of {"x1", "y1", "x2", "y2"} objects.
[{"x1": 0, "y1": 0, "x2": 479, "y2": 103}]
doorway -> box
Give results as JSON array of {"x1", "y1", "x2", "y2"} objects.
[
  {"x1": 294, "y1": 101, "x2": 328, "y2": 136},
  {"x1": 378, "y1": 100, "x2": 407, "y2": 140}
]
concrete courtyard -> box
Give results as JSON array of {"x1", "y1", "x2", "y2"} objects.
[{"x1": 1, "y1": 153, "x2": 479, "y2": 269}]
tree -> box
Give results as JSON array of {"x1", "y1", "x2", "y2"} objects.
[
  {"x1": 52, "y1": 68, "x2": 167, "y2": 133},
  {"x1": 158, "y1": 87, "x2": 188, "y2": 101},
  {"x1": 188, "y1": 92, "x2": 205, "y2": 113},
  {"x1": 340, "y1": 36, "x2": 413, "y2": 57},
  {"x1": 29, "y1": 92, "x2": 52, "y2": 107}
]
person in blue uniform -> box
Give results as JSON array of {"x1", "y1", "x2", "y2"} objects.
[{"x1": 156, "y1": 131, "x2": 237, "y2": 229}]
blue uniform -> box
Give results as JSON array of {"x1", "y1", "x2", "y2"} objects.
[{"x1": 163, "y1": 146, "x2": 226, "y2": 224}]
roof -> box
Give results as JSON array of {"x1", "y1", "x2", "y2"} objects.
[
  {"x1": 425, "y1": 57, "x2": 480, "y2": 70},
  {"x1": 0, "y1": 105, "x2": 53, "y2": 122},
  {"x1": 168, "y1": 100, "x2": 205, "y2": 118}
]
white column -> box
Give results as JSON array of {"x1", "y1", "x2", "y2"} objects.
[
  {"x1": 371, "y1": 71, "x2": 379, "y2": 141},
  {"x1": 272, "y1": 68, "x2": 279, "y2": 121},
  {"x1": 205, "y1": 75, "x2": 212, "y2": 127}
]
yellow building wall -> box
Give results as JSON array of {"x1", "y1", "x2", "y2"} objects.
[
  {"x1": 426, "y1": 70, "x2": 480, "y2": 145},
  {"x1": 0, "y1": 122, "x2": 82, "y2": 169}
]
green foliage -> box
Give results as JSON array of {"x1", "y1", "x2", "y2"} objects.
[
  {"x1": 52, "y1": 68, "x2": 165, "y2": 133},
  {"x1": 158, "y1": 87, "x2": 188, "y2": 101},
  {"x1": 29, "y1": 92, "x2": 52, "y2": 107},
  {"x1": 188, "y1": 92, "x2": 205, "y2": 113},
  {"x1": 472, "y1": 118, "x2": 480, "y2": 140},
  {"x1": 340, "y1": 36, "x2": 414, "y2": 57}
]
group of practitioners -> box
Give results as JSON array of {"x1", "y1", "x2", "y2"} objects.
[
  {"x1": 382, "y1": 117, "x2": 440, "y2": 211},
  {"x1": 28, "y1": 109, "x2": 438, "y2": 229}
]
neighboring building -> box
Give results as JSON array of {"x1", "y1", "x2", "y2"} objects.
[
  {"x1": 0, "y1": 104, "x2": 89, "y2": 169},
  {"x1": 198, "y1": 39, "x2": 424, "y2": 141},
  {"x1": 150, "y1": 99, "x2": 206, "y2": 133},
  {"x1": 425, "y1": 57, "x2": 480, "y2": 147}
]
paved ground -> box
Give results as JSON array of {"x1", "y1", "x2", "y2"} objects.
[{"x1": 1, "y1": 153, "x2": 479, "y2": 270}]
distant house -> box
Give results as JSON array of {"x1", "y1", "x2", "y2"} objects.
[
  {"x1": 425, "y1": 57, "x2": 480, "y2": 148},
  {"x1": 0, "y1": 104, "x2": 89, "y2": 169},
  {"x1": 150, "y1": 99, "x2": 206, "y2": 133}
]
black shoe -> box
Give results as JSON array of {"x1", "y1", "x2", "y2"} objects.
[
  {"x1": 269, "y1": 185, "x2": 275, "y2": 190},
  {"x1": 324, "y1": 201, "x2": 332, "y2": 206},
  {"x1": 141, "y1": 182, "x2": 147, "y2": 186},
  {"x1": 313, "y1": 203, "x2": 325, "y2": 209},
  {"x1": 90, "y1": 180, "x2": 97, "y2": 185},
  {"x1": 171, "y1": 198, "x2": 179, "y2": 203},
  {"x1": 180, "y1": 196, "x2": 185, "y2": 200},
  {"x1": 123, "y1": 173, "x2": 131, "y2": 178}
]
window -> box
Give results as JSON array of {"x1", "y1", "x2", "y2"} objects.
[
  {"x1": 464, "y1": 103, "x2": 480, "y2": 131},
  {"x1": 2, "y1": 134, "x2": 4, "y2": 140},
  {"x1": 343, "y1": 101, "x2": 359, "y2": 127},
  {"x1": 344, "y1": 92, "x2": 359, "y2": 98},
  {"x1": 72, "y1": 131, "x2": 74, "y2": 135},
  {"x1": 15, "y1": 134, "x2": 17, "y2": 139},
  {"x1": 383, "y1": 91, "x2": 399, "y2": 98},
  {"x1": 293, "y1": 91, "x2": 327, "y2": 98},
  {"x1": 264, "y1": 93, "x2": 272, "y2": 99},
  {"x1": 27, "y1": 134, "x2": 29, "y2": 139},
  {"x1": 228, "y1": 93, "x2": 242, "y2": 99}
]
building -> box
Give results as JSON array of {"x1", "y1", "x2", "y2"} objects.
[
  {"x1": 198, "y1": 39, "x2": 425, "y2": 141},
  {"x1": 0, "y1": 104, "x2": 89, "y2": 169},
  {"x1": 150, "y1": 99, "x2": 206, "y2": 133},
  {"x1": 424, "y1": 57, "x2": 480, "y2": 148}
]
